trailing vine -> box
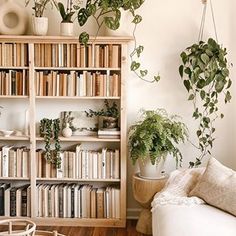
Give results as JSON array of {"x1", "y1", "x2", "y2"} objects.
[
  {"x1": 179, "y1": 38, "x2": 232, "y2": 167},
  {"x1": 40, "y1": 118, "x2": 61, "y2": 168},
  {"x1": 76, "y1": 0, "x2": 160, "y2": 83}
]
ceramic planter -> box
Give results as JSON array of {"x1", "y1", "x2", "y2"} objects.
[
  {"x1": 60, "y1": 22, "x2": 74, "y2": 36},
  {"x1": 138, "y1": 157, "x2": 166, "y2": 179},
  {"x1": 62, "y1": 123, "x2": 72, "y2": 138},
  {"x1": 32, "y1": 17, "x2": 48, "y2": 36}
]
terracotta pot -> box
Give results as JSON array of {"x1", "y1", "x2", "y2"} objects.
[
  {"x1": 138, "y1": 157, "x2": 166, "y2": 179},
  {"x1": 60, "y1": 22, "x2": 74, "y2": 36},
  {"x1": 32, "y1": 16, "x2": 48, "y2": 36}
]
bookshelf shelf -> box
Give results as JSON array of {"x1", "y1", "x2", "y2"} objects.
[
  {"x1": 36, "y1": 136, "x2": 120, "y2": 142},
  {"x1": 35, "y1": 96, "x2": 120, "y2": 100},
  {"x1": 36, "y1": 178, "x2": 121, "y2": 182},
  {"x1": 34, "y1": 67, "x2": 121, "y2": 71},
  {"x1": 0, "y1": 96, "x2": 28, "y2": 99},
  {"x1": 0, "y1": 36, "x2": 130, "y2": 227},
  {"x1": 0, "y1": 136, "x2": 30, "y2": 141}
]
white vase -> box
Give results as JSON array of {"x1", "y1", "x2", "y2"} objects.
[
  {"x1": 32, "y1": 16, "x2": 48, "y2": 36},
  {"x1": 60, "y1": 22, "x2": 74, "y2": 36},
  {"x1": 138, "y1": 157, "x2": 166, "y2": 179},
  {"x1": 0, "y1": 0, "x2": 28, "y2": 35},
  {"x1": 62, "y1": 123, "x2": 72, "y2": 138},
  {"x1": 105, "y1": 10, "x2": 133, "y2": 36}
]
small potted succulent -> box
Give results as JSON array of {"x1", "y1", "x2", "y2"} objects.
[
  {"x1": 25, "y1": 0, "x2": 56, "y2": 36},
  {"x1": 57, "y1": 1, "x2": 78, "y2": 36},
  {"x1": 85, "y1": 100, "x2": 119, "y2": 130},
  {"x1": 129, "y1": 109, "x2": 188, "y2": 179}
]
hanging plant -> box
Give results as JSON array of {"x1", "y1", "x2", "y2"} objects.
[
  {"x1": 179, "y1": 38, "x2": 232, "y2": 167},
  {"x1": 76, "y1": 0, "x2": 160, "y2": 83},
  {"x1": 40, "y1": 118, "x2": 61, "y2": 168}
]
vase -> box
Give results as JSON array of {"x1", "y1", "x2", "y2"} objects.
[
  {"x1": 102, "y1": 116, "x2": 118, "y2": 129},
  {"x1": 138, "y1": 157, "x2": 166, "y2": 179},
  {"x1": 60, "y1": 22, "x2": 74, "y2": 36},
  {"x1": 32, "y1": 16, "x2": 48, "y2": 36},
  {"x1": 62, "y1": 123, "x2": 72, "y2": 138},
  {"x1": 0, "y1": 0, "x2": 28, "y2": 35}
]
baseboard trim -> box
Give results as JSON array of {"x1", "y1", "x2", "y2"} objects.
[{"x1": 126, "y1": 208, "x2": 141, "y2": 219}]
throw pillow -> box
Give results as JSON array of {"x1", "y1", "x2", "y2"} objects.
[{"x1": 189, "y1": 157, "x2": 236, "y2": 216}]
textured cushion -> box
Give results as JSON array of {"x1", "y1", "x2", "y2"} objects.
[{"x1": 189, "y1": 157, "x2": 236, "y2": 216}]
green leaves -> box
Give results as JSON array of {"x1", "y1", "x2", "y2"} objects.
[
  {"x1": 79, "y1": 32, "x2": 89, "y2": 45},
  {"x1": 78, "y1": 8, "x2": 89, "y2": 26},
  {"x1": 179, "y1": 38, "x2": 232, "y2": 168}
]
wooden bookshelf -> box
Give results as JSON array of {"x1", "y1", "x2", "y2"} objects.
[{"x1": 0, "y1": 36, "x2": 130, "y2": 227}]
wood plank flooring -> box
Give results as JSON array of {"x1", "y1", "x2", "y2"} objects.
[
  {"x1": 37, "y1": 220, "x2": 147, "y2": 236},
  {"x1": 0, "y1": 220, "x2": 148, "y2": 236}
]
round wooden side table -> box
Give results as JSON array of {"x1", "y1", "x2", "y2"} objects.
[{"x1": 132, "y1": 173, "x2": 168, "y2": 235}]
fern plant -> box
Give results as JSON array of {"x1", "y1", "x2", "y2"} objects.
[{"x1": 129, "y1": 109, "x2": 188, "y2": 167}]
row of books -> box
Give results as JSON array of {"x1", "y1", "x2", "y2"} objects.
[
  {"x1": 0, "y1": 184, "x2": 31, "y2": 217},
  {"x1": 34, "y1": 44, "x2": 120, "y2": 68},
  {"x1": 35, "y1": 71, "x2": 120, "y2": 97},
  {"x1": 98, "y1": 129, "x2": 121, "y2": 139},
  {"x1": 36, "y1": 147, "x2": 120, "y2": 179},
  {"x1": 0, "y1": 43, "x2": 28, "y2": 67},
  {"x1": 0, "y1": 146, "x2": 29, "y2": 178},
  {"x1": 36, "y1": 184, "x2": 120, "y2": 218},
  {"x1": 0, "y1": 70, "x2": 29, "y2": 96}
]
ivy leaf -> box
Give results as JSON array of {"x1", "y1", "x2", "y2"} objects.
[
  {"x1": 140, "y1": 70, "x2": 148, "y2": 77},
  {"x1": 220, "y1": 114, "x2": 224, "y2": 119},
  {"x1": 136, "y1": 45, "x2": 144, "y2": 57},
  {"x1": 183, "y1": 80, "x2": 191, "y2": 92},
  {"x1": 154, "y1": 75, "x2": 160, "y2": 82},
  {"x1": 201, "y1": 53, "x2": 210, "y2": 64},
  {"x1": 132, "y1": 14, "x2": 142, "y2": 24},
  {"x1": 79, "y1": 32, "x2": 89, "y2": 45},
  {"x1": 200, "y1": 90, "x2": 205, "y2": 100},
  {"x1": 196, "y1": 79, "x2": 205, "y2": 89},
  {"x1": 131, "y1": 61, "x2": 140, "y2": 71},
  {"x1": 179, "y1": 65, "x2": 184, "y2": 78},
  {"x1": 86, "y1": 4, "x2": 96, "y2": 16},
  {"x1": 188, "y1": 94, "x2": 194, "y2": 100},
  {"x1": 184, "y1": 67, "x2": 191, "y2": 76},
  {"x1": 196, "y1": 130, "x2": 202, "y2": 137},
  {"x1": 78, "y1": 8, "x2": 89, "y2": 26},
  {"x1": 180, "y1": 52, "x2": 188, "y2": 64},
  {"x1": 226, "y1": 79, "x2": 232, "y2": 89},
  {"x1": 215, "y1": 80, "x2": 225, "y2": 93},
  {"x1": 225, "y1": 91, "x2": 232, "y2": 103}
]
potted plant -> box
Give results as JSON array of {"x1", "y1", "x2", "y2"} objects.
[
  {"x1": 129, "y1": 109, "x2": 188, "y2": 179},
  {"x1": 39, "y1": 118, "x2": 61, "y2": 168},
  {"x1": 25, "y1": 0, "x2": 56, "y2": 35},
  {"x1": 85, "y1": 100, "x2": 119, "y2": 130},
  {"x1": 179, "y1": 38, "x2": 232, "y2": 167},
  {"x1": 57, "y1": 1, "x2": 77, "y2": 36}
]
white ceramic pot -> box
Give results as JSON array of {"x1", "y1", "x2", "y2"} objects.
[
  {"x1": 105, "y1": 9, "x2": 133, "y2": 36},
  {"x1": 138, "y1": 157, "x2": 166, "y2": 179},
  {"x1": 62, "y1": 123, "x2": 72, "y2": 138},
  {"x1": 60, "y1": 22, "x2": 74, "y2": 36},
  {"x1": 32, "y1": 16, "x2": 48, "y2": 36}
]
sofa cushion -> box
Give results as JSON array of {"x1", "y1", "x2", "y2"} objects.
[{"x1": 189, "y1": 157, "x2": 236, "y2": 216}]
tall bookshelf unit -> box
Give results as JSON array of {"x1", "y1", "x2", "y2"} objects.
[{"x1": 0, "y1": 36, "x2": 131, "y2": 227}]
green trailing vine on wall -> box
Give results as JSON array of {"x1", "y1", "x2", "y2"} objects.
[
  {"x1": 77, "y1": 0, "x2": 160, "y2": 83},
  {"x1": 179, "y1": 38, "x2": 232, "y2": 167}
]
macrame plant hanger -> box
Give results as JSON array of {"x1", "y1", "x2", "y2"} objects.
[{"x1": 198, "y1": 0, "x2": 219, "y2": 42}]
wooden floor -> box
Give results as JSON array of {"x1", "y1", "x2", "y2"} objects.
[{"x1": 37, "y1": 220, "x2": 147, "y2": 236}]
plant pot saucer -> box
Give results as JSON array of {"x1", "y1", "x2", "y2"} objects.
[{"x1": 137, "y1": 172, "x2": 168, "y2": 180}]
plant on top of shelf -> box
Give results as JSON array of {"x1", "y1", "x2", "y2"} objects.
[
  {"x1": 85, "y1": 100, "x2": 119, "y2": 129},
  {"x1": 76, "y1": 0, "x2": 160, "y2": 83},
  {"x1": 128, "y1": 109, "x2": 188, "y2": 178},
  {"x1": 40, "y1": 118, "x2": 61, "y2": 168},
  {"x1": 179, "y1": 38, "x2": 232, "y2": 168}
]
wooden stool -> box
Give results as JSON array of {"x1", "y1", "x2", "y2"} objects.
[
  {"x1": 0, "y1": 219, "x2": 36, "y2": 236},
  {"x1": 132, "y1": 173, "x2": 168, "y2": 235}
]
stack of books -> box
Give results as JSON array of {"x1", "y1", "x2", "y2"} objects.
[{"x1": 98, "y1": 129, "x2": 120, "y2": 139}]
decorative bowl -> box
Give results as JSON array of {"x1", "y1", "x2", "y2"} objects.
[{"x1": 0, "y1": 130, "x2": 14, "y2": 137}]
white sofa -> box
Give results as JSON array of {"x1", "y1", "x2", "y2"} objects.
[
  {"x1": 151, "y1": 167, "x2": 236, "y2": 236},
  {"x1": 152, "y1": 203, "x2": 236, "y2": 236}
]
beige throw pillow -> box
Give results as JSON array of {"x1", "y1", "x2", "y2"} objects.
[{"x1": 189, "y1": 157, "x2": 236, "y2": 216}]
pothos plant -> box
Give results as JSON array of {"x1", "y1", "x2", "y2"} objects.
[
  {"x1": 40, "y1": 118, "x2": 61, "y2": 168},
  {"x1": 179, "y1": 38, "x2": 232, "y2": 167},
  {"x1": 76, "y1": 0, "x2": 160, "y2": 83}
]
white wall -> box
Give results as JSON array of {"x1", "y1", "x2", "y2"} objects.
[{"x1": 1, "y1": 0, "x2": 235, "y2": 217}]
